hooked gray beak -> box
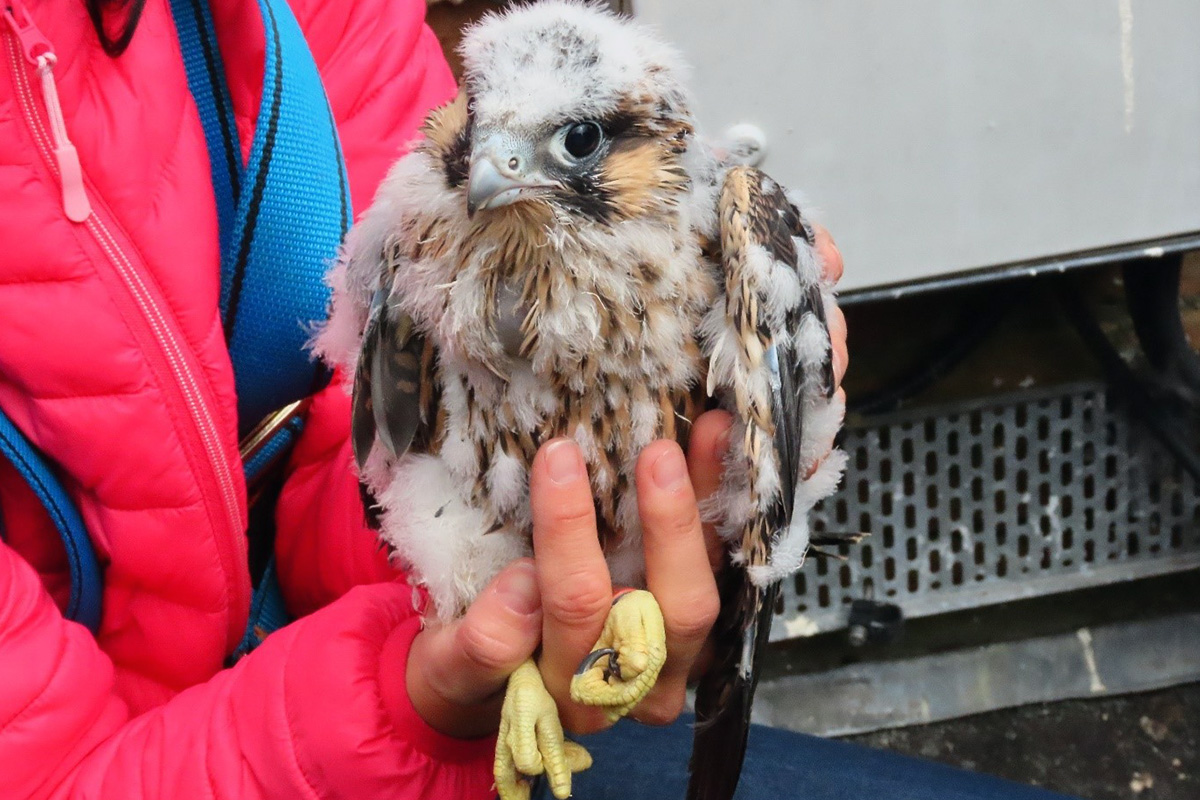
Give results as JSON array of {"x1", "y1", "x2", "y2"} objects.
[{"x1": 466, "y1": 147, "x2": 554, "y2": 216}]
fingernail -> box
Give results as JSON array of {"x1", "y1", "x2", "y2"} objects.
[
  {"x1": 652, "y1": 445, "x2": 688, "y2": 491},
  {"x1": 545, "y1": 439, "x2": 584, "y2": 485},
  {"x1": 495, "y1": 560, "x2": 539, "y2": 616},
  {"x1": 712, "y1": 425, "x2": 732, "y2": 462}
]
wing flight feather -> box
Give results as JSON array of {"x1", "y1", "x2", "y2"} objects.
[{"x1": 688, "y1": 165, "x2": 837, "y2": 800}]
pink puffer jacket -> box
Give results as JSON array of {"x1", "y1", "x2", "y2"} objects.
[{"x1": 0, "y1": 1, "x2": 498, "y2": 797}]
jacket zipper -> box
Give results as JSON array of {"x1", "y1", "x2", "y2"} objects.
[{"x1": 3, "y1": 3, "x2": 249, "y2": 644}]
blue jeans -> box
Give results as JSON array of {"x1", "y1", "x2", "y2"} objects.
[{"x1": 537, "y1": 715, "x2": 1079, "y2": 800}]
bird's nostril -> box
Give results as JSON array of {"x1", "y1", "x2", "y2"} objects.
[{"x1": 508, "y1": 157, "x2": 520, "y2": 171}]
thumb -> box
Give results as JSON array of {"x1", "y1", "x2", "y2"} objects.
[{"x1": 405, "y1": 558, "x2": 543, "y2": 738}]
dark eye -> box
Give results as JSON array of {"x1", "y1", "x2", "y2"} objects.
[{"x1": 563, "y1": 121, "x2": 603, "y2": 159}]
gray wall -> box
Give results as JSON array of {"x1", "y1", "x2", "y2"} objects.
[{"x1": 634, "y1": 0, "x2": 1200, "y2": 293}]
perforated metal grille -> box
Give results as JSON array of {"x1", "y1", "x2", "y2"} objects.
[{"x1": 773, "y1": 383, "x2": 1200, "y2": 640}]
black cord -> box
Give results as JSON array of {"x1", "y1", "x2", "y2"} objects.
[
  {"x1": 1123, "y1": 254, "x2": 1200, "y2": 396},
  {"x1": 849, "y1": 284, "x2": 1026, "y2": 416},
  {"x1": 1056, "y1": 277, "x2": 1200, "y2": 487}
]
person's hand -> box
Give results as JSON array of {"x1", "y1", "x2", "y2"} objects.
[
  {"x1": 400, "y1": 429, "x2": 728, "y2": 741},
  {"x1": 399, "y1": 423, "x2": 731, "y2": 741},
  {"x1": 529, "y1": 435, "x2": 723, "y2": 733},
  {"x1": 815, "y1": 223, "x2": 849, "y2": 411},
  {"x1": 405, "y1": 559, "x2": 544, "y2": 738}
]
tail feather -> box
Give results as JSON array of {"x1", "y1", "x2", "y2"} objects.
[{"x1": 687, "y1": 575, "x2": 779, "y2": 800}]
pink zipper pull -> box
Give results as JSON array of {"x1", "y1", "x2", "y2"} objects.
[
  {"x1": 3, "y1": 1, "x2": 52, "y2": 66},
  {"x1": 4, "y1": 2, "x2": 91, "y2": 222},
  {"x1": 36, "y1": 55, "x2": 92, "y2": 222}
]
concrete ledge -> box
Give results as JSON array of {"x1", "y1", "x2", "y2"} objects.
[{"x1": 753, "y1": 611, "x2": 1200, "y2": 736}]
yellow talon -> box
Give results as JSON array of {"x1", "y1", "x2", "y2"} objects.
[
  {"x1": 569, "y1": 589, "x2": 667, "y2": 722},
  {"x1": 495, "y1": 659, "x2": 592, "y2": 800}
]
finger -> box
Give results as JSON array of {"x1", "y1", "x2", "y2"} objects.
[
  {"x1": 813, "y1": 224, "x2": 843, "y2": 285},
  {"x1": 629, "y1": 688, "x2": 687, "y2": 727},
  {"x1": 530, "y1": 438, "x2": 613, "y2": 733},
  {"x1": 829, "y1": 303, "x2": 848, "y2": 385},
  {"x1": 406, "y1": 559, "x2": 542, "y2": 738},
  {"x1": 635, "y1": 440, "x2": 721, "y2": 724},
  {"x1": 687, "y1": 637, "x2": 716, "y2": 685},
  {"x1": 686, "y1": 409, "x2": 732, "y2": 571}
]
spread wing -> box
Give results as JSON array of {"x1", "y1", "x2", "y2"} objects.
[{"x1": 689, "y1": 165, "x2": 841, "y2": 800}]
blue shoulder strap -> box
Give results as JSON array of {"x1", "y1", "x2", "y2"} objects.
[
  {"x1": 171, "y1": 0, "x2": 352, "y2": 659},
  {"x1": 171, "y1": 0, "x2": 351, "y2": 435},
  {"x1": 0, "y1": 0, "x2": 350, "y2": 642},
  {"x1": 0, "y1": 412, "x2": 103, "y2": 634}
]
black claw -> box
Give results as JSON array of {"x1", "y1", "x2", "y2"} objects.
[
  {"x1": 575, "y1": 647, "x2": 621, "y2": 681},
  {"x1": 810, "y1": 530, "x2": 869, "y2": 547},
  {"x1": 808, "y1": 546, "x2": 848, "y2": 561}
]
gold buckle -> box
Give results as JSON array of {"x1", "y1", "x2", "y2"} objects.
[{"x1": 239, "y1": 399, "x2": 310, "y2": 506}]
